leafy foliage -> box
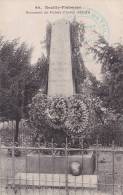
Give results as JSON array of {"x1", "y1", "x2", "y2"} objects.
[
  {"x1": 89, "y1": 35, "x2": 123, "y2": 113},
  {"x1": 0, "y1": 38, "x2": 32, "y2": 143},
  {"x1": 70, "y1": 20, "x2": 86, "y2": 93},
  {"x1": 23, "y1": 55, "x2": 49, "y2": 117},
  {"x1": 0, "y1": 37, "x2": 49, "y2": 144},
  {"x1": 0, "y1": 39, "x2": 32, "y2": 120}
]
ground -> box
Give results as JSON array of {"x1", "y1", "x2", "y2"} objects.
[{"x1": 0, "y1": 147, "x2": 123, "y2": 195}]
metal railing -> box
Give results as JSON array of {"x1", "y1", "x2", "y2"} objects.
[
  {"x1": 0, "y1": 139, "x2": 123, "y2": 195},
  {"x1": 1, "y1": 120, "x2": 123, "y2": 147}
]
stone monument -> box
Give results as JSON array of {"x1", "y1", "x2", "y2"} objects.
[
  {"x1": 48, "y1": 19, "x2": 74, "y2": 96},
  {"x1": 28, "y1": 18, "x2": 96, "y2": 177},
  {"x1": 15, "y1": 19, "x2": 97, "y2": 190}
]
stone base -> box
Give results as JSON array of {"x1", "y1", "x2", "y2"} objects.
[
  {"x1": 9, "y1": 173, "x2": 97, "y2": 189},
  {"x1": 26, "y1": 151, "x2": 95, "y2": 175}
]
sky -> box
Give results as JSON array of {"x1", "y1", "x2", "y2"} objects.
[{"x1": 0, "y1": 0, "x2": 123, "y2": 80}]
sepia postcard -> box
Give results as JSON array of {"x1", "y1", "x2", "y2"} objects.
[{"x1": 0, "y1": 0, "x2": 123, "y2": 195}]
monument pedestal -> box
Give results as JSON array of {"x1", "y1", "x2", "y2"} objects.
[
  {"x1": 10, "y1": 173, "x2": 97, "y2": 189},
  {"x1": 10, "y1": 152, "x2": 97, "y2": 189},
  {"x1": 26, "y1": 151, "x2": 95, "y2": 175}
]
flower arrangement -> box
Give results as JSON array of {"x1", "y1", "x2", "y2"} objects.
[
  {"x1": 29, "y1": 93, "x2": 47, "y2": 129},
  {"x1": 28, "y1": 92, "x2": 95, "y2": 139},
  {"x1": 65, "y1": 95, "x2": 89, "y2": 135},
  {"x1": 45, "y1": 96, "x2": 68, "y2": 129}
]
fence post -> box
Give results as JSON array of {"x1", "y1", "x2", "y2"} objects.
[
  {"x1": 112, "y1": 140, "x2": 115, "y2": 195},
  {"x1": 12, "y1": 120, "x2": 14, "y2": 145},
  {"x1": 96, "y1": 136, "x2": 99, "y2": 188},
  {"x1": 65, "y1": 138, "x2": 69, "y2": 195},
  {"x1": 96, "y1": 137, "x2": 99, "y2": 172},
  {"x1": 12, "y1": 143, "x2": 15, "y2": 189},
  {"x1": 38, "y1": 146, "x2": 41, "y2": 195},
  {"x1": 51, "y1": 138, "x2": 54, "y2": 195},
  {"x1": 25, "y1": 144, "x2": 28, "y2": 192},
  {"x1": 0, "y1": 138, "x2": 2, "y2": 193},
  {"x1": 120, "y1": 177, "x2": 122, "y2": 195},
  {"x1": 80, "y1": 137, "x2": 84, "y2": 190}
]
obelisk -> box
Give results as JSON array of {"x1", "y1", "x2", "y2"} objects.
[{"x1": 48, "y1": 19, "x2": 74, "y2": 96}]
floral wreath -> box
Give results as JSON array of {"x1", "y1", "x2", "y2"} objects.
[
  {"x1": 29, "y1": 93, "x2": 91, "y2": 136},
  {"x1": 45, "y1": 96, "x2": 68, "y2": 129},
  {"x1": 65, "y1": 95, "x2": 89, "y2": 135},
  {"x1": 29, "y1": 93, "x2": 47, "y2": 129}
]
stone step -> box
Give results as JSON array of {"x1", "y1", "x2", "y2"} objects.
[{"x1": 8, "y1": 173, "x2": 97, "y2": 189}]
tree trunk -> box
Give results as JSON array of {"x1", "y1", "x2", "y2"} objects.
[{"x1": 14, "y1": 118, "x2": 20, "y2": 145}]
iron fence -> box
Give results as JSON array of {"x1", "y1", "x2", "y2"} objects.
[
  {"x1": 0, "y1": 139, "x2": 123, "y2": 195},
  {"x1": 0, "y1": 120, "x2": 32, "y2": 146},
  {"x1": 0, "y1": 120, "x2": 123, "y2": 147}
]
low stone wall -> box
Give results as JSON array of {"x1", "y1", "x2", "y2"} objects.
[{"x1": 26, "y1": 151, "x2": 95, "y2": 175}]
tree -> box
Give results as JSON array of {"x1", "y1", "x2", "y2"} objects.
[
  {"x1": 23, "y1": 55, "x2": 49, "y2": 118},
  {"x1": 0, "y1": 37, "x2": 32, "y2": 144},
  {"x1": 89, "y1": 35, "x2": 123, "y2": 113}
]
